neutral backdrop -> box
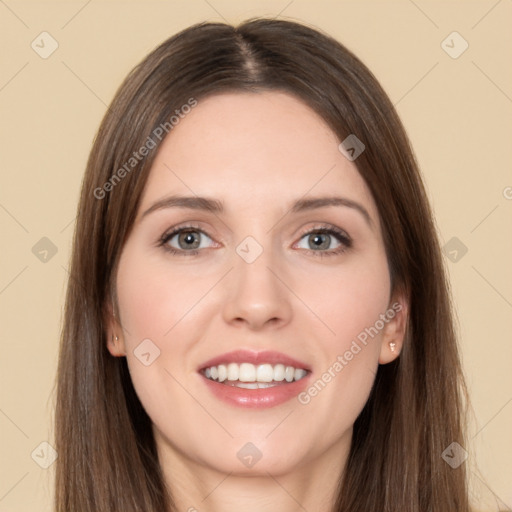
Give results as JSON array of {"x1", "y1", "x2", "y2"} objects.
[{"x1": 1, "y1": 1, "x2": 511, "y2": 511}]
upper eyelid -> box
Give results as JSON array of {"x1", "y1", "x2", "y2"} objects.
[
  {"x1": 294, "y1": 223, "x2": 352, "y2": 243},
  {"x1": 161, "y1": 222, "x2": 210, "y2": 236},
  {"x1": 301, "y1": 223, "x2": 350, "y2": 237},
  {"x1": 160, "y1": 224, "x2": 214, "y2": 243}
]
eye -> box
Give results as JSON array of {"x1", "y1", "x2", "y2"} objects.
[
  {"x1": 159, "y1": 226, "x2": 216, "y2": 254},
  {"x1": 295, "y1": 226, "x2": 352, "y2": 256}
]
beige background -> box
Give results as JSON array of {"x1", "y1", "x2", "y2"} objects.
[{"x1": 0, "y1": 1, "x2": 511, "y2": 510}]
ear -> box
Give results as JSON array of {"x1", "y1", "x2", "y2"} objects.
[
  {"x1": 104, "y1": 296, "x2": 127, "y2": 358},
  {"x1": 378, "y1": 290, "x2": 408, "y2": 365}
]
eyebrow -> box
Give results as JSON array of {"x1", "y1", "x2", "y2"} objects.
[
  {"x1": 141, "y1": 194, "x2": 373, "y2": 227},
  {"x1": 141, "y1": 195, "x2": 224, "y2": 219},
  {"x1": 290, "y1": 197, "x2": 372, "y2": 227}
]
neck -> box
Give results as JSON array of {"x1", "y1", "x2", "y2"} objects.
[{"x1": 156, "y1": 431, "x2": 351, "y2": 512}]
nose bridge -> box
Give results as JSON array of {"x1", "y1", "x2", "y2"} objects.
[{"x1": 221, "y1": 234, "x2": 292, "y2": 329}]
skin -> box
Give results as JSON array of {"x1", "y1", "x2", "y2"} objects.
[{"x1": 107, "y1": 91, "x2": 407, "y2": 512}]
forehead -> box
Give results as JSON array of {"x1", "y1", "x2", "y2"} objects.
[{"x1": 139, "y1": 91, "x2": 378, "y2": 221}]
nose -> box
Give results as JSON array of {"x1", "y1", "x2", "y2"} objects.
[{"x1": 221, "y1": 245, "x2": 293, "y2": 331}]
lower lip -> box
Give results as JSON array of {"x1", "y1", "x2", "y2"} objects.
[{"x1": 200, "y1": 374, "x2": 311, "y2": 409}]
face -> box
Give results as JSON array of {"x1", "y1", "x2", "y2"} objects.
[{"x1": 108, "y1": 91, "x2": 406, "y2": 478}]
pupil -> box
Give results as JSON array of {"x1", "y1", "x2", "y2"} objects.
[
  {"x1": 179, "y1": 231, "x2": 200, "y2": 249},
  {"x1": 309, "y1": 233, "x2": 330, "y2": 250}
]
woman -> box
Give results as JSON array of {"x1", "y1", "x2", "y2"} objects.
[{"x1": 55, "y1": 18, "x2": 471, "y2": 511}]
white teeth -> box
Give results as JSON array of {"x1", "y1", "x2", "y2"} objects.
[
  {"x1": 227, "y1": 382, "x2": 276, "y2": 389},
  {"x1": 294, "y1": 368, "x2": 307, "y2": 381},
  {"x1": 256, "y1": 364, "x2": 274, "y2": 382},
  {"x1": 239, "y1": 363, "x2": 256, "y2": 382},
  {"x1": 227, "y1": 363, "x2": 239, "y2": 381},
  {"x1": 217, "y1": 364, "x2": 227, "y2": 382},
  {"x1": 285, "y1": 366, "x2": 295, "y2": 382},
  {"x1": 273, "y1": 364, "x2": 285, "y2": 381},
  {"x1": 203, "y1": 362, "x2": 308, "y2": 384},
  {"x1": 236, "y1": 382, "x2": 259, "y2": 389}
]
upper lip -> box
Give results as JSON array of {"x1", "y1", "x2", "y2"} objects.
[{"x1": 199, "y1": 349, "x2": 311, "y2": 372}]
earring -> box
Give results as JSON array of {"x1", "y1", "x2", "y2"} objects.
[
  {"x1": 111, "y1": 333, "x2": 119, "y2": 342},
  {"x1": 389, "y1": 342, "x2": 396, "y2": 353}
]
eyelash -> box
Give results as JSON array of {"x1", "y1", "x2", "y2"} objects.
[{"x1": 157, "y1": 223, "x2": 352, "y2": 258}]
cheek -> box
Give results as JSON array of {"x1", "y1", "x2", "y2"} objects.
[
  {"x1": 115, "y1": 244, "x2": 214, "y2": 344},
  {"x1": 115, "y1": 249, "x2": 205, "y2": 448},
  {"x1": 297, "y1": 249, "x2": 391, "y2": 354},
  {"x1": 114, "y1": 245, "x2": 218, "y2": 428},
  {"x1": 292, "y1": 251, "x2": 391, "y2": 428}
]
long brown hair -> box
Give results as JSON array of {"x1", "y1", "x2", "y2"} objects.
[{"x1": 55, "y1": 18, "x2": 470, "y2": 511}]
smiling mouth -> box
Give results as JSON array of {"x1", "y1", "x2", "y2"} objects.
[{"x1": 201, "y1": 362, "x2": 309, "y2": 389}]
